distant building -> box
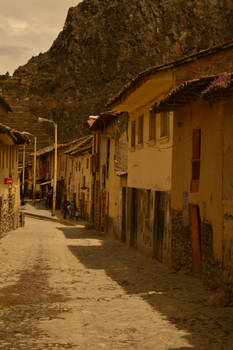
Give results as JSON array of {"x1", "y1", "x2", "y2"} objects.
[
  {"x1": 64, "y1": 136, "x2": 93, "y2": 221},
  {"x1": 88, "y1": 112, "x2": 128, "y2": 235}
]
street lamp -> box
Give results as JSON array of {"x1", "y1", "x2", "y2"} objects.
[
  {"x1": 38, "y1": 117, "x2": 58, "y2": 216},
  {"x1": 22, "y1": 131, "x2": 37, "y2": 205}
]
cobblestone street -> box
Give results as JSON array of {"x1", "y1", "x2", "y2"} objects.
[{"x1": 0, "y1": 215, "x2": 232, "y2": 349}]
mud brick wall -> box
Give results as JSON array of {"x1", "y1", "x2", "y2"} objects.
[{"x1": 0, "y1": 187, "x2": 23, "y2": 236}]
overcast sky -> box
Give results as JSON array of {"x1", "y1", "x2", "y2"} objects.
[{"x1": 0, "y1": 0, "x2": 81, "y2": 75}]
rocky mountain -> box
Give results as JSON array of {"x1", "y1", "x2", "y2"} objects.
[{"x1": 2, "y1": 0, "x2": 233, "y2": 142}]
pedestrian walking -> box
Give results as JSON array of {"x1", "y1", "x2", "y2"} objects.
[
  {"x1": 70, "y1": 199, "x2": 76, "y2": 220},
  {"x1": 63, "y1": 198, "x2": 69, "y2": 219}
]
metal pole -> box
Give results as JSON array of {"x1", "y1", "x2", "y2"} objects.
[
  {"x1": 22, "y1": 144, "x2": 25, "y2": 194},
  {"x1": 52, "y1": 124, "x2": 57, "y2": 216},
  {"x1": 32, "y1": 137, "x2": 37, "y2": 205}
]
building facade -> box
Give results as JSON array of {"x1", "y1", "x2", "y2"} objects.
[
  {"x1": 88, "y1": 112, "x2": 128, "y2": 236},
  {"x1": 0, "y1": 96, "x2": 29, "y2": 234},
  {"x1": 154, "y1": 73, "x2": 233, "y2": 295}
]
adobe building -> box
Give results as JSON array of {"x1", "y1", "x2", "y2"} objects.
[
  {"x1": 106, "y1": 39, "x2": 233, "y2": 272},
  {"x1": 64, "y1": 135, "x2": 93, "y2": 221},
  {"x1": 153, "y1": 73, "x2": 233, "y2": 295},
  {"x1": 0, "y1": 96, "x2": 29, "y2": 234},
  {"x1": 88, "y1": 111, "x2": 128, "y2": 236}
]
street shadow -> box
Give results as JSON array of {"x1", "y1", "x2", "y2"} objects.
[
  {"x1": 59, "y1": 226, "x2": 103, "y2": 240},
  {"x1": 59, "y1": 226, "x2": 233, "y2": 350}
]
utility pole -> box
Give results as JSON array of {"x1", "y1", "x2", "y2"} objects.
[
  {"x1": 38, "y1": 117, "x2": 58, "y2": 216},
  {"x1": 32, "y1": 136, "x2": 37, "y2": 205},
  {"x1": 22, "y1": 144, "x2": 25, "y2": 195},
  {"x1": 52, "y1": 123, "x2": 58, "y2": 216}
]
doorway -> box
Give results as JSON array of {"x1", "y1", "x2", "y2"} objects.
[
  {"x1": 153, "y1": 191, "x2": 165, "y2": 262},
  {"x1": 121, "y1": 187, "x2": 126, "y2": 242},
  {"x1": 130, "y1": 188, "x2": 137, "y2": 247},
  {"x1": 189, "y1": 204, "x2": 202, "y2": 276}
]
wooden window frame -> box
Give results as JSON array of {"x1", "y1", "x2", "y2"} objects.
[
  {"x1": 131, "y1": 120, "x2": 136, "y2": 148},
  {"x1": 149, "y1": 112, "x2": 156, "y2": 140},
  {"x1": 190, "y1": 129, "x2": 201, "y2": 193},
  {"x1": 160, "y1": 111, "x2": 170, "y2": 138},
  {"x1": 138, "y1": 115, "x2": 144, "y2": 144}
]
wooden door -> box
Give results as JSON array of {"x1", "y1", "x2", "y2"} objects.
[
  {"x1": 130, "y1": 188, "x2": 137, "y2": 247},
  {"x1": 121, "y1": 187, "x2": 126, "y2": 242},
  {"x1": 154, "y1": 191, "x2": 164, "y2": 262},
  {"x1": 189, "y1": 204, "x2": 202, "y2": 276}
]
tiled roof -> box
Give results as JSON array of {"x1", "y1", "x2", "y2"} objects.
[
  {"x1": 87, "y1": 111, "x2": 127, "y2": 131},
  {"x1": 151, "y1": 75, "x2": 215, "y2": 113},
  {"x1": 151, "y1": 72, "x2": 233, "y2": 113},
  {"x1": 64, "y1": 135, "x2": 92, "y2": 155},
  {"x1": 106, "y1": 39, "x2": 233, "y2": 108}
]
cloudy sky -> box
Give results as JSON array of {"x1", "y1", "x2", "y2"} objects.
[{"x1": 0, "y1": 0, "x2": 81, "y2": 75}]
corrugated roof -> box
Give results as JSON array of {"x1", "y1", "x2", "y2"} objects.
[
  {"x1": 65, "y1": 135, "x2": 92, "y2": 155},
  {"x1": 0, "y1": 123, "x2": 30, "y2": 144},
  {"x1": 34, "y1": 136, "x2": 93, "y2": 157}
]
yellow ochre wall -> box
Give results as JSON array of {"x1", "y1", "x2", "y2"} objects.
[
  {"x1": 0, "y1": 134, "x2": 20, "y2": 212},
  {"x1": 128, "y1": 106, "x2": 173, "y2": 191},
  {"x1": 99, "y1": 124, "x2": 123, "y2": 238},
  {"x1": 171, "y1": 98, "x2": 223, "y2": 261},
  {"x1": 111, "y1": 70, "x2": 174, "y2": 192}
]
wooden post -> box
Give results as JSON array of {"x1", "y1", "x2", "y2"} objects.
[
  {"x1": 32, "y1": 137, "x2": 37, "y2": 205},
  {"x1": 22, "y1": 144, "x2": 26, "y2": 194},
  {"x1": 52, "y1": 123, "x2": 57, "y2": 216}
]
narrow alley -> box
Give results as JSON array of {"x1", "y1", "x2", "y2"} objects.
[{"x1": 0, "y1": 214, "x2": 232, "y2": 350}]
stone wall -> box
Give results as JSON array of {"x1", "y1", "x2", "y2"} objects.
[
  {"x1": 0, "y1": 187, "x2": 24, "y2": 236},
  {"x1": 171, "y1": 209, "x2": 232, "y2": 296}
]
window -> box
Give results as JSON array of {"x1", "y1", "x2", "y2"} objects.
[
  {"x1": 6, "y1": 147, "x2": 9, "y2": 169},
  {"x1": 146, "y1": 190, "x2": 151, "y2": 218},
  {"x1": 191, "y1": 129, "x2": 201, "y2": 193},
  {"x1": 86, "y1": 158, "x2": 89, "y2": 169},
  {"x1": 94, "y1": 134, "x2": 97, "y2": 153},
  {"x1": 160, "y1": 112, "x2": 170, "y2": 137},
  {"x1": 149, "y1": 112, "x2": 156, "y2": 140},
  {"x1": 138, "y1": 115, "x2": 144, "y2": 144},
  {"x1": 106, "y1": 138, "x2": 110, "y2": 177},
  {"x1": 131, "y1": 120, "x2": 136, "y2": 147}
]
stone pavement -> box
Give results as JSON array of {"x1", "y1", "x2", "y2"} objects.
[
  {"x1": 21, "y1": 201, "x2": 88, "y2": 227},
  {"x1": 0, "y1": 214, "x2": 232, "y2": 349}
]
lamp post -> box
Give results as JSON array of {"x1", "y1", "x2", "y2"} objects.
[
  {"x1": 33, "y1": 136, "x2": 37, "y2": 205},
  {"x1": 22, "y1": 132, "x2": 37, "y2": 205},
  {"x1": 38, "y1": 117, "x2": 57, "y2": 216},
  {"x1": 22, "y1": 144, "x2": 26, "y2": 195}
]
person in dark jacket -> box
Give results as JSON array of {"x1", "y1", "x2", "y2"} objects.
[{"x1": 63, "y1": 198, "x2": 70, "y2": 219}]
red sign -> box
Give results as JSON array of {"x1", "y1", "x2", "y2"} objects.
[{"x1": 4, "y1": 178, "x2": 13, "y2": 185}]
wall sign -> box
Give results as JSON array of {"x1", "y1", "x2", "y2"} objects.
[{"x1": 4, "y1": 178, "x2": 13, "y2": 185}]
